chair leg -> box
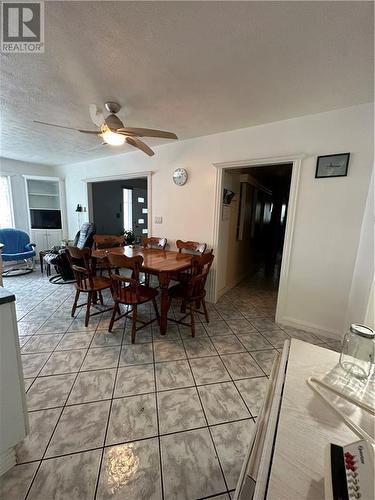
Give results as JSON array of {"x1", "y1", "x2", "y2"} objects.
[
  {"x1": 85, "y1": 292, "x2": 92, "y2": 327},
  {"x1": 152, "y1": 298, "x2": 160, "y2": 323},
  {"x1": 131, "y1": 305, "x2": 137, "y2": 344},
  {"x1": 190, "y1": 304, "x2": 196, "y2": 338},
  {"x1": 108, "y1": 302, "x2": 118, "y2": 332},
  {"x1": 180, "y1": 300, "x2": 186, "y2": 314},
  {"x1": 202, "y1": 299, "x2": 209, "y2": 323},
  {"x1": 98, "y1": 290, "x2": 104, "y2": 305},
  {"x1": 71, "y1": 290, "x2": 80, "y2": 317},
  {"x1": 145, "y1": 273, "x2": 150, "y2": 286}
]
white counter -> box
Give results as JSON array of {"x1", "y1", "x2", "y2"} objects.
[{"x1": 236, "y1": 339, "x2": 374, "y2": 499}]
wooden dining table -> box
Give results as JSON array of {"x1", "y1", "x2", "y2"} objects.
[{"x1": 92, "y1": 246, "x2": 193, "y2": 334}]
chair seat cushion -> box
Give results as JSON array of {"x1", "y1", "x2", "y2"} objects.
[
  {"x1": 117, "y1": 285, "x2": 158, "y2": 305},
  {"x1": 2, "y1": 250, "x2": 36, "y2": 261}
]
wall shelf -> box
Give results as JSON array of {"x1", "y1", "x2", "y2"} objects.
[
  {"x1": 28, "y1": 193, "x2": 59, "y2": 197},
  {"x1": 28, "y1": 207, "x2": 61, "y2": 211},
  {"x1": 25, "y1": 177, "x2": 63, "y2": 240}
]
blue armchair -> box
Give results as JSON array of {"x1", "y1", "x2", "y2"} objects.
[{"x1": 0, "y1": 228, "x2": 36, "y2": 276}]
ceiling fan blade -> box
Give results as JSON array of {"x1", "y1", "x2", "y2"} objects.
[
  {"x1": 126, "y1": 136, "x2": 155, "y2": 156},
  {"x1": 34, "y1": 120, "x2": 79, "y2": 131},
  {"x1": 89, "y1": 103, "x2": 104, "y2": 127},
  {"x1": 117, "y1": 127, "x2": 177, "y2": 140},
  {"x1": 78, "y1": 130, "x2": 100, "y2": 135},
  {"x1": 33, "y1": 120, "x2": 98, "y2": 134}
]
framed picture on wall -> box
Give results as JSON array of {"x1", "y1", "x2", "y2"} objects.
[{"x1": 315, "y1": 153, "x2": 350, "y2": 178}]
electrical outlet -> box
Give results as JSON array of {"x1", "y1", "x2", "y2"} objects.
[{"x1": 154, "y1": 216, "x2": 163, "y2": 224}]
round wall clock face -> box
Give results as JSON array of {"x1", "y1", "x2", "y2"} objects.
[{"x1": 173, "y1": 168, "x2": 188, "y2": 186}]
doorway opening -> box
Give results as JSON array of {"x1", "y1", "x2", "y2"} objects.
[
  {"x1": 87, "y1": 176, "x2": 149, "y2": 242},
  {"x1": 216, "y1": 162, "x2": 293, "y2": 319}
]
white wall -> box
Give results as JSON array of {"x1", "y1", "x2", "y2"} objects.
[
  {"x1": 0, "y1": 158, "x2": 58, "y2": 232},
  {"x1": 345, "y1": 172, "x2": 374, "y2": 329},
  {"x1": 217, "y1": 171, "x2": 253, "y2": 295},
  {"x1": 56, "y1": 103, "x2": 374, "y2": 338}
]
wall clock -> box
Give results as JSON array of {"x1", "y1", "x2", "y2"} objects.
[{"x1": 173, "y1": 168, "x2": 188, "y2": 186}]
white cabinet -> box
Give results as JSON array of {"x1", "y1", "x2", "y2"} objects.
[
  {"x1": 31, "y1": 229, "x2": 63, "y2": 254},
  {"x1": 0, "y1": 289, "x2": 29, "y2": 476}
]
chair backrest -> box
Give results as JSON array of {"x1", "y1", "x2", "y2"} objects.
[
  {"x1": 0, "y1": 228, "x2": 31, "y2": 253},
  {"x1": 73, "y1": 223, "x2": 96, "y2": 250},
  {"x1": 188, "y1": 252, "x2": 214, "y2": 300},
  {"x1": 176, "y1": 240, "x2": 207, "y2": 255},
  {"x1": 142, "y1": 236, "x2": 167, "y2": 250},
  {"x1": 66, "y1": 246, "x2": 93, "y2": 290},
  {"x1": 93, "y1": 234, "x2": 124, "y2": 250},
  {"x1": 106, "y1": 253, "x2": 144, "y2": 301}
]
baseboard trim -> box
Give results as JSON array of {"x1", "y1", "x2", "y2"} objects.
[
  {"x1": 0, "y1": 447, "x2": 15, "y2": 477},
  {"x1": 279, "y1": 316, "x2": 342, "y2": 341}
]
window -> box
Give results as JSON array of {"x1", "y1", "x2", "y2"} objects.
[
  {"x1": 0, "y1": 176, "x2": 14, "y2": 228},
  {"x1": 123, "y1": 188, "x2": 133, "y2": 231}
]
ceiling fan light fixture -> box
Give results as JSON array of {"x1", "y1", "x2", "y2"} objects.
[{"x1": 100, "y1": 125, "x2": 125, "y2": 146}]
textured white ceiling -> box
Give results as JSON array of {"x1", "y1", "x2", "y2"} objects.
[{"x1": 1, "y1": 1, "x2": 373, "y2": 166}]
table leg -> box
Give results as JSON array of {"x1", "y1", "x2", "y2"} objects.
[
  {"x1": 158, "y1": 272, "x2": 171, "y2": 335},
  {"x1": 39, "y1": 252, "x2": 44, "y2": 273}
]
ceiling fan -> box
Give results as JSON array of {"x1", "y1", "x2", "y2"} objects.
[{"x1": 33, "y1": 102, "x2": 178, "y2": 156}]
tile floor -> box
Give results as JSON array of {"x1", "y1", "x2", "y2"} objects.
[{"x1": 0, "y1": 269, "x2": 342, "y2": 500}]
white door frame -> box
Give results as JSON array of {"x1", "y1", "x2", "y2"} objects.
[
  {"x1": 211, "y1": 155, "x2": 304, "y2": 323},
  {"x1": 83, "y1": 171, "x2": 153, "y2": 235}
]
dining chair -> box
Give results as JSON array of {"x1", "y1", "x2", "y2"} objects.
[
  {"x1": 142, "y1": 236, "x2": 167, "y2": 250},
  {"x1": 168, "y1": 251, "x2": 214, "y2": 337},
  {"x1": 93, "y1": 234, "x2": 125, "y2": 275},
  {"x1": 93, "y1": 234, "x2": 125, "y2": 249},
  {"x1": 141, "y1": 236, "x2": 167, "y2": 285},
  {"x1": 176, "y1": 240, "x2": 207, "y2": 255},
  {"x1": 106, "y1": 253, "x2": 160, "y2": 343},
  {"x1": 66, "y1": 246, "x2": 112, "y2": 327},
  {"x1": 173, "y1": 240, "x2": 207, "y2": 283}
]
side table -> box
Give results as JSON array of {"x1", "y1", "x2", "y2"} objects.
[{"x1": 39, "y1": 250, "x2": 52, "y2": 275}]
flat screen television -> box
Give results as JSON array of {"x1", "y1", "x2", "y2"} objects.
[{"x1": 30, "y1": 209, "x2": 62, "y2": 229}]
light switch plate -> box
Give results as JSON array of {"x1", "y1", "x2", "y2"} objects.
[{"x1": 154, "y1": 216, "x2": 163, "y2": 224}]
